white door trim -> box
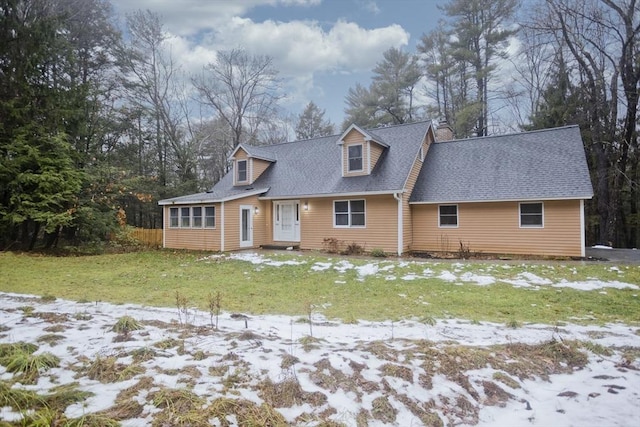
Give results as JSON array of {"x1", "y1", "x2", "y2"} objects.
[
  {"x1": 273, "y1": 200, "x2": 300, "y2": 242},
  {"x1": 240, "y1": 205, "x2": 253, "y2": 247}
]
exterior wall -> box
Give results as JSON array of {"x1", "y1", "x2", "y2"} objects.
[
  {"x1": 342, "y1": 129, "x2": 369, "y2": 177},
  {"x1": 402, "y1": 132, "x2": 433, "y2": 252},
  {"x1": 411, "y1": 200, "x2": 585, "y2": 257},
  {"x1": 162, "y1": 204, "x2": 221, "y2": 251},
  {"x1": 222, "y1": 195, "x2": 266, "y2": 251},
  {"x1": 252, "y1": 158, "x2": 272, "y2": 182},
  {"x1": 300, "y1": 194, "x2": 399, "y2": 253},
  {"x1": 369, "y1": 143, "x2": 384, "y2": 171}
]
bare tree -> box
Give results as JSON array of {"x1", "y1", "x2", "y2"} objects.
[{"x1": 192, "y1": 49, "x2": 284, "y2": 149}]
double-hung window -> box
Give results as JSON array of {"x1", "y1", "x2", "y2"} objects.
[
  {"x1": 520, "y1": 202, "x2": 543, "y2": 227},
  {"x1": 169, "y1": 208, "x2": 179, "y2": 228},
  {"x1": 204, "y1": 206, "x2": 215, "y2": 228},
  {"x1": 439, "y1": 205, "x2": 458, "y2": 227},
  {"x1": 180, "y1": 207, "x2": 191, "y2": 228},
  {"x1": 237, "y1": 159, "x2": 248, "y2": 183},
  {"x1": 192, "y1": 207, "x2": 202, "y2": 228},
  {"x1": 348, "y1": 145, "x2": 363, "y2": 172},
  {"x1": 334, "y1": 200, "x2": 365, "y2": 227}
]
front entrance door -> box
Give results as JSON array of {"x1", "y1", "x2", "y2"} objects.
[
  {"x1": 274, "y1": 201, "x2": 300, "y2": 242},
  {"x1": 240, "y1": 205, "x2": 253, "y2": 247}
]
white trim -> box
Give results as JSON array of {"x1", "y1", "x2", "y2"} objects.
[
  {"x1": 394, "y1": 192, "x2": 403, "y2": 255},
  {"x1": 259, "y1": 189, "x2": 401, "y2": 200},
  {"x1": 273, "y1": 200, "x2": 301, "y2": 242},
  {"x1": 438, "y1": 204, "x2": 459, "y2": 228},
  {"x1": 333, "y1": 199, "x2": 366, "y2": 228},
  {"x1": 163, "y1": 207, "x2": 167, "y2": 248},
  {"x1": 367, "y1": 141, "x2": 372, "y2": 174},
  {"x1": 235, "y1": 159, "x2": 248, "y2": 184},
  {"x1": 239, "y1": 205, "x2": 253, "y2": 247},
  {"x1": 519, "y1": 201, "x2": 544, "y2": 228},
  {"x1": 159, "y1": 188, "x2": 269, "y2": 205},
  {"x1": 341, "y1": 144, "x2": 345, "y2": 177},
  {"x1": 220, "y1": 202, "x2": 225, "y2": 251},
  {"x1": 580, "y1": 199, "x2": 586, "y2": 257},
  {"x1": 347, "y1": 143, "x2": 364, "y2": 173},
  {"x1": 410, "y1": 196, "x2": 593, "y2": 205}
]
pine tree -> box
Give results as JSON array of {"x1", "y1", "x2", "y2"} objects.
[{"x1": 295, "y1": 102, "x2": 334, "y2": 140}]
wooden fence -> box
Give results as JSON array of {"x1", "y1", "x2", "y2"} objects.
[{"x1": 131, "y1": 228, "x2": 163, "y2": 247}]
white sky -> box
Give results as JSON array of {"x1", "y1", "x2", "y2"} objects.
[{"x1": 108, "y1": 0, "x2": 447, "y2": 126}]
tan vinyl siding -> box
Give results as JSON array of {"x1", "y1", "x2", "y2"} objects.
[
  {"x1": 234, "y1": 149, "x2": 248, "y2": 160},
  {"x1": 252, "y1": 158, "x2": 271, "y2": 182},
  {"x1": 403, "y1": 134, "x2": 433, "y2": 251},
  {"x1": 223, "y1": 195, "x2": 266, "y2": 251},
  {"x1": 300, "y1": 195, "x2": 398, "y2": 253},
  {"x1": 163, "y1": 204, "x2": 221, "y2": 251},
  {"x1": 342, "y1": 129, "x2": 369, "y2": 176},
  {"x1": 411, "y1": 200, "x2": 584, "y2": 257},
  {"x1": 370, "y1": 143, "x2": 384, "y2": 171}
]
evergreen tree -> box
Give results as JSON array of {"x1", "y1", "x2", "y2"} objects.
[{"x1": 295, "y1": 101, "x2": 334, "y2": 139}]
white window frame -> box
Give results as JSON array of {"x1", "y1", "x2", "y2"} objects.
[
  {"x1": 236, "y1": 159, "x2": 248, "y2": 183},
  {"x1": 192, "y1": 206, "x2": 202, "y2": 228},
  {"x1": 333, "y1": 199, "x2": 366, "y2": 228},
  {"x1": 347, "y1": 144, "x2": 363, "y2": 172},
  {"x1": 204, "y1": 206, "x2": 215, "y2": 228},
  {"x1": 438, "y1": 204, "x2": 458, "y2": 228},
  {"x1": 169, "y1": 207, "x2": 179, "y2": 228},
  {"x1": 180, "y1": 207, "x2": 191, "y2": 228},
  {"x1": 519, "y1": 202, "x2": 544, "y2": 228}
]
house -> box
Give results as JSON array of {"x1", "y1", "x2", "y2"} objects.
[{"x1": 158, "y1": 121, "x2": 593, "y2": 257}]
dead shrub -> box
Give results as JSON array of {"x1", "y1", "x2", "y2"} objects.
[{"x1": 322, "y1": 237, "x2": 342, "y2": 253}]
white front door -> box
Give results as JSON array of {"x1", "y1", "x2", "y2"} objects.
[
  {"x1": 274, "y1": 201, "x2": 300, "y2": 241},
  {"x1": 240, "y1": 205, "x2": 253, "y2": 247}
]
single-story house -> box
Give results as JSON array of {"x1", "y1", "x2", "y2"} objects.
[{"x1": 158, "y1": 121, "x2": 593, "y2": 257}]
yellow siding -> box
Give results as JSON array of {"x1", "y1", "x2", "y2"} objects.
[
  {"x1": 163, "y1": 204, "x2": 222, "y2": 251},
  {"x1": 300, "y1": 195, "x2": 398, "y2": 253},
  {"x1": 234, "y1": 149, "x2": 248, "y2": 160},
  {"x1": 342, "y1": 129, "x2": 369, "y2": 177},
  {"x1": 252, "y1": 158, "x2": 271, "y2": 182},
  {"x1": 222, "y1": 195, "x2": 266, "y2": 251},
  {"x1": 411, "y1": 200, "x2": 584, "y2": 257},
  {"x1": 370, "y1": 143, "x2": 384, "y2": 171}
]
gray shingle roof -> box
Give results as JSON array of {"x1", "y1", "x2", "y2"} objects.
[
  {"x1": 410, "y1": 125, "x2": 593, "y2": 203},
  {"x1": 160, "y1": 121, "x2": 431, "y2": 204}
]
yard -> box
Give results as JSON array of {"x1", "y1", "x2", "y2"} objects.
[{"x1": 0, "y1": 250, "x2": 639, "y2": 426}]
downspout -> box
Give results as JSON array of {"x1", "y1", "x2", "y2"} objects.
[
  {"x1": 220, "y1": 202, "x2": 225, "y2": 252},
  {"x1": 580, "y1": 199, "x2": 585, "y2": 257},
  {"x1": 394, "y1": 192, "x2": 403, "y2": 256}
]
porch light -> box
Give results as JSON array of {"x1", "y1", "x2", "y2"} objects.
[
  {"x1": 303, "y1": 201, "x2": 309, "y2": 211},
  {"x1": 254, "y1": 206, "x2": 259, "y2": 215}
]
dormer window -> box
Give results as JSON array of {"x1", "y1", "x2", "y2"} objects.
[
  {"x1": 237, "y1": 160, "x2": 248, "y2": 183},
  {"x1": 348, "y1": 144, "x2": 363, "y2": 172}
]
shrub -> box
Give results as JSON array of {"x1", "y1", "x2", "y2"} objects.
[
  {"x1": 370, "y1": 248, "x2": 386, "y2": 257},
  {"x1": 343, "y1": 242, "x2": 364, "y2": 255},
  {"x1": 322, "y1": 237, "x2": 341, "y2": 253}
]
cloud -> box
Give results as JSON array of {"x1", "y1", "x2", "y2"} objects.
[
  {"x1": 211, "y1": 18, "x2": 409, "y2": 75},
  {"x1": 360, "y1": 0, "x2": 381, "y2": 14}
]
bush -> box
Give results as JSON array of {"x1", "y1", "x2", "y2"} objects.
[
  {"x1": 343, "y1": 242, "x2": 364, "y2": 255},
  {"x1": 370, "y1": 248, "x2": 386, "y2": 257}
]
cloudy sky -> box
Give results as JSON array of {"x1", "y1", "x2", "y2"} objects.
[{"x1": 109, "y1": 0, "x2": 446, "y2": 127}]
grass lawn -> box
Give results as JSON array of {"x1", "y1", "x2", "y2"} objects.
[{"x1": 0, "y1": 250, "x2": 638, "y2": 325}]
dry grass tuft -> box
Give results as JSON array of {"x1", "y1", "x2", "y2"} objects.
[
  {"x1": 380, "y1": 363, "x2": 414, "y2": 383},
  {"x1": 258, "y1": 376, "x2": 327, "y2": 408},
  {"x1": 371, "y1": 396, "x2": 397, "y2": 424},
  {"x1": 208, "y1": 397, "x2": 288, "y2": 427},
  {"x1": 84, "y1": 355, "x2": 144, "y2": 383}
]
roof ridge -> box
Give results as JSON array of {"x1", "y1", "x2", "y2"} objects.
[{"x1": 440, "y1": 124, "x2": 579, "y2": 144}]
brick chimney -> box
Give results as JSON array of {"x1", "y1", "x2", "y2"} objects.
[{"x1": 435, "y1": 120, "x2": 454, "y2": 142}]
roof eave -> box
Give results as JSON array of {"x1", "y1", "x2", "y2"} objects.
[
  {"x1": 409, "y1": 195, "x2": 594, "y2": 205},
  {"x1": 158, "y1": 188, "x2": 270, "y2": 205}
]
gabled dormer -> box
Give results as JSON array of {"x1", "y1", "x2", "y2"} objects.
[
  {"x1": 338, "y1": 124, "x2": 389, "y2": 177},
  {"x1": 229, "y1": 144, "x2": 276, "y2": 186}
]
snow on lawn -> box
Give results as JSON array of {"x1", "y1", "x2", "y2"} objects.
[{"x1": 1, "y1": 291, "x2": 639, "y2": 427}]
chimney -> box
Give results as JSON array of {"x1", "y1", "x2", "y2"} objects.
[{"x1": 435, "y1": 120, "x2": 454, "y2": 142}]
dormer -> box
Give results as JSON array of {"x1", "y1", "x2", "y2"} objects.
[
  {"x1": 338, "y1": 124, "x2": 389, "y2": 177},
  {"x1": 229, "y1": 144, "x2": 276, "y2": 186}
]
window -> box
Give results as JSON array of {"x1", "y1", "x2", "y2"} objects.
[
  {"x1": 520, "y1": 202, "x2": 543, "y2": 227},
  {"x1": 205, "y1": 206, "x2": 215, "y2": 228},
  {"x1": 348, "y1": 144, "x2": 363, "y2": 172},
  {"x1": 180, "y1": 207, "x2": 191, "y2": 228},
  {"x1": 439, "y1": 205, "x2": 458, "y2": 227},
  {"x1": 334, "y1": 200, "x2": 366, "y2": 227},
  {"x1": 169, "y1": 208, "x2": 179, "y2": 228},
  {"x1": 192, "y1": 207, "x2": 202, "y2": 228},
  {"x1": 237, "y1": 159, "x2": 247, "y2": 182}
]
